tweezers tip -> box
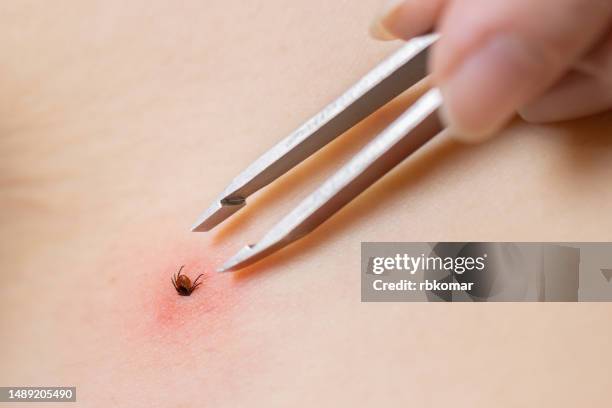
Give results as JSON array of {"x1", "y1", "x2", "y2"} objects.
[
  {"x1": 191, "y1": 202, "x2": 221, "y2": 232},
  {"x1": 217, "y1": 245, "x2": 257, "y2": 273},
  {"x1": 217, "y1": 259, "x2": 238, "y2": 273},
  {"x1": 192, "y1": 197, "x2": 247, "y2": 232},
  {"x1": 191, "y1": 222, "x2": 207, "y2": 232}
]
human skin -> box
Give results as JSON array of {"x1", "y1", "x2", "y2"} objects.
[
  {"x1": 371, "y1": 0, "x2": 612, "y2": 141},
  {"x1": 1, "y1": 1, "x2": 612, "y2": 407}
]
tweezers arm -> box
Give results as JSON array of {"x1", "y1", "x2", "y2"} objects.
[
  {"x1": 219, "y1": 88, "x2": 444, "y2": 271},
  {"x1": 193, "y1": 34, "x2": 439, "y2": 231}
]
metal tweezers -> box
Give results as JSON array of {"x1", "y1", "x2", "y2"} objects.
[{"x1": 192, "y1": 34, "x2": 444, "y2": 272}]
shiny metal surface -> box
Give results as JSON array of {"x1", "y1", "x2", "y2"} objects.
[
  {"x1": 192, "y1": 34, "x2": 439, "y2": 232},
  {"x1": 219, "y1": 89, "x2": 443, "y2": 272}
]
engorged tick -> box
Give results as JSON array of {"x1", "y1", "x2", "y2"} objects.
[{"x1": 171, "y1": 265, "x2": 204, "y2": 296}]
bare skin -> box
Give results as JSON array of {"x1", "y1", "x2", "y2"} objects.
[{"x1": 1, "y1": 1, "x2": 612, "y2": 406}]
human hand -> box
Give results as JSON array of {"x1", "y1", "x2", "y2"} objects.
[{"x1": 371, "y1": 0, "x2": 612, "y2": 142}]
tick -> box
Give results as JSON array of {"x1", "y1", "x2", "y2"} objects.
[{"x1": 171, "y1": 265, "x2": 204, "y2": 296}]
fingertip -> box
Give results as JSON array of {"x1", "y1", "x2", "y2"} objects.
[
  {"x1": 518, "y1": 71, "x2": 612, "y2": 123},
  {"x1": 517, "y1": 106, "x2": 545, "y2": 124},
  {"x1": 435, "y1": 36, "x2": 529, "y2": 143},
  {"x1": 369, "y1": 0, "x2": 404, "y2": 41},
  {"x1": 430, "y1": 0, "x2": 612, "y2": 138},
  {"x1": 369, "y1": 0, "x2": 445, "y2": 41},
  {"x1": 439, "y1": 101, "x2": 497, "y2": 144},
  {"x1": 369, "y1": 18, "x2": 398, "y2": 41}
]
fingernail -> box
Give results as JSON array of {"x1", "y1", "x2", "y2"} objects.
[
  {"x1": 370, "y1": 0, "x2": 404, "y2": 41},
  {"x1": 439, "y1": 35, "x2": 540, "y2": 142}
]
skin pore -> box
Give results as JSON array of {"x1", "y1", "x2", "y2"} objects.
[{"x1": 1, "y1": 0, "x2": 612, "y2": 406}]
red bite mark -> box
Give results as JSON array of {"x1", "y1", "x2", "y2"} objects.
[
  {"x1": 152, "y1": 262, "x2": 236, "y2": 332},
  {"x1": 142, "y1": 256, "x2": 242, "y2": 345},
  {"x1": 103, "y1": 236, "x2": 266, "y2": 398},
  {"x1": 108, "y1": 236, "x2": 247, "y2": 347}
]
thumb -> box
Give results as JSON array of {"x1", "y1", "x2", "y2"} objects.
[{"x1": 432, "y1": 0, "x2": 612, "y2": 142}]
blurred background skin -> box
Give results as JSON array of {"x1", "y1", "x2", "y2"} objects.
[{"x1": 1, "y1": 1, "x2": 612, "y2": 406}]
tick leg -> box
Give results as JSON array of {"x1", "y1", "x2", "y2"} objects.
[
  {"x1": 171, "y1": 276, "x2": 178, "y2": 290},
  {"x1": 192, "y1": 274, "x2": 204, "y2": 292},
  {"x1": 192, "y1": 274, "x2": 204, "y2": 286},
  {"x1": 176, "y1": 265, "x2": 185, "y2": 279}
]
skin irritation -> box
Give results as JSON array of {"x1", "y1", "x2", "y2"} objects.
[
  {"x1": 100, "y1": 236, "x2": 269, "y2": 399},
  {"x1": 151, "y1": 258, "x2": 238, "y2": 337},
  {"x1": 112, "y1": 237, "x2": 249, "y2": 346}
]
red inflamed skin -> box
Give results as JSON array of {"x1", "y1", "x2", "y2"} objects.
[
  {"x1": 110, "y1": 235, "x2": 244, "y2": 343},
  {"x1": 87, "y1": 230, "x2": 276, "y2": 404}
]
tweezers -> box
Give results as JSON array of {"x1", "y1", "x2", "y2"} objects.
[{"x1": 192, "y1": 33, "x2": 444, "y2": 272}]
